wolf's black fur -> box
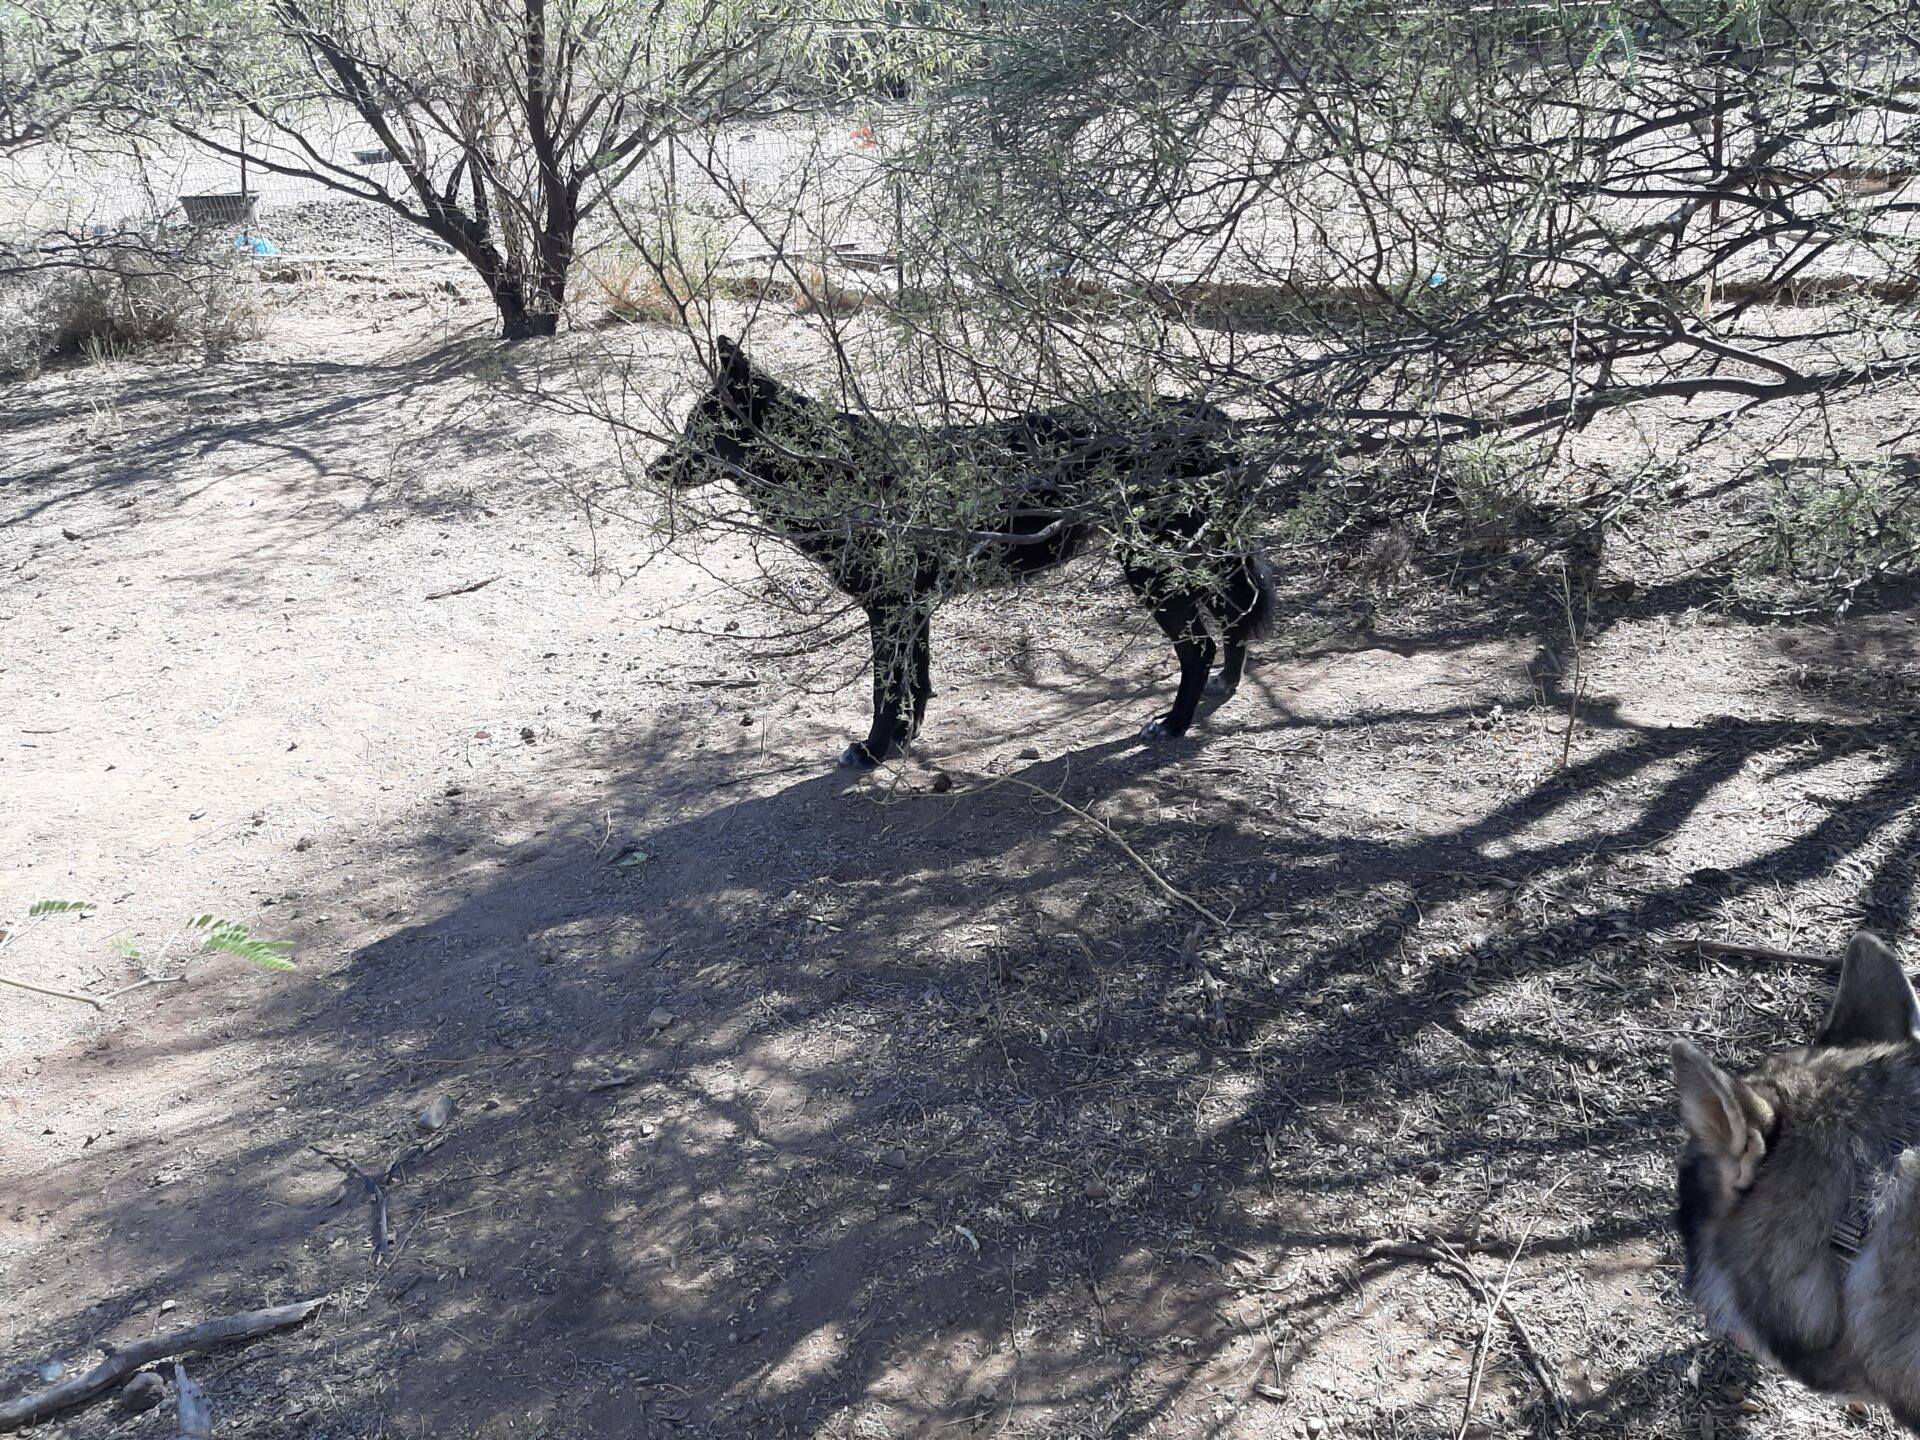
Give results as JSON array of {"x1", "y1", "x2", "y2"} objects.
[{"x1": 650, "y1": 337, "x2": 1276, "y2": 766}]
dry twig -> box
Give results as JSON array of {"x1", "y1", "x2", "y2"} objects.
[
  {"x1": 0, "y1": 972, "x2": 105, "y2": 1009},
  {"x1": 1453, "y1": 1236, "x2": 1529, "y2": 1440},
  {"x1": 313, "y1": 1133, "x2": 447, "y2": 1254},
  {"x1": 1362, "y1": 1240, "x2": 1565, "y2": 1423},
  {"x1": 1655, "y1": 937, "x2": 1834, "y2": 969},
  {"x1": 890, "y1": 769, "x2": 1231, "y2": 929},
  {"x1": 424, "y1": 575, "x2": 501, "y2": 600}
]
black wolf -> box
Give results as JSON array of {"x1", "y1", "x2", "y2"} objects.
[{"x1": 649, "y1": 337, "x2": 1275, "y2": 767}]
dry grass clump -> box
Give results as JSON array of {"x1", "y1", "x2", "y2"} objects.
[
  {"x1": 790, "y1": 263, "x2": 879, "y2": 316},
  {"x1": 0, "y1": 244, "x2": 259, "y2": 376},
  {"x1": 579, "y1": 247, "x2": 709, "y2": 328}
]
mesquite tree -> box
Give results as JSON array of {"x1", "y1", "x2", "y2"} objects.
[
  {"x1": 0, "y1": 0, "x2": 144, "y2": 154},
  {"x1": 155, "y1": 0, "x2": 790, "y2": 337},
  {"x1": 878, "y1": 1, "x2": 1916, "y2": 443},
  {"x1": 555, "y1": 0, "x2": 1920, "y2": 630}
]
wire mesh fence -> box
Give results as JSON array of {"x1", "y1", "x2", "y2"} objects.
[{"x1": 0, "y1": 107, "x2": 913, "y2": 273}]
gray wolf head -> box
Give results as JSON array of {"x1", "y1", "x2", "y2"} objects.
[{"x1": 1673, "y1": 931, "x2": 1920, "y2": 1430}]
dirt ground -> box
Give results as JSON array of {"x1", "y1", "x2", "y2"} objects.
[{"x1": 3, "y1": 271, "x2": 1918, "y2": 1440}]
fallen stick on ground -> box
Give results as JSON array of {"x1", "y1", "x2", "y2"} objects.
[
  {"x1": 424, "y1": 575, "x2": 500, "y2": 600},
  {"x1": 1655, "y1": 937, "x2": 1834, "y2": 969},
  {"x1": 0, "y1": 972, "x2": 104, "y2": 1009},
  {"x1": 888, "y1": 770, "x2": 1231, "y2": 930},
  {"x1": 997, "y1": 775, "x2": 1231, "y2": 930},
  {"x1": 1453, "y1": 1237, "x2": 1529, "y2": 1440},
  {"x1": 314, "y1": 1133, "x2": 448, "y2": 1254},
  {"x1": 1362, "y1": 1240, "x2": 1565, "y2": 1422},
  {"x1": 0, "y1": 1298, "x2": 326, "y2": 1431}
]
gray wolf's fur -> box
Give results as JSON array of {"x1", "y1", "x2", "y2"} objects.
[{"x1": 1673, "y1": 932, "x2": 1920, "y2": 1431}]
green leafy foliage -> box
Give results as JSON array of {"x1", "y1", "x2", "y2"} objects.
[
  {"x1": 26, "y1": 898, "x2": 96, "y2": 916},
  {"x1": 187, "y1": 914, "x2": 296, "y2": 971},
  {"x1": 0, "y1": 0, "x2": 152, "y2": 152},
  {"x1": 1756, "y1": 465, "x2": 1920, "y2": 588}
]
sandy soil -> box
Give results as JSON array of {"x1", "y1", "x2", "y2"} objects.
[{"x1": 2, "y1": 273, "x2": 1918, "y2": 1440}]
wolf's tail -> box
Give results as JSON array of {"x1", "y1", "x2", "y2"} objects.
[{"x1": 1225, "y1": 550, "x2": 1278, "y2": 641}]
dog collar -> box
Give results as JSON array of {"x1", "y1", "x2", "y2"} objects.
[
  {"x1": 1833, "y1": 1129, "x2": 1920, "y2": 1264},
  {"x1": 1831, "y1": 1200, "x2": 1870, "y2": 1262}
]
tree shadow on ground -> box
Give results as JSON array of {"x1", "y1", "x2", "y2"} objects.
[{"x1": 14, "y1": 652, "x2": 1917, "y2": 1438}]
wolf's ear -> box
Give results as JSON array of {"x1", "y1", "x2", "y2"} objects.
[
  {"x1": 1818, "y1": 932, "x2": 1920, "y2": 1047},
  {"x1": 1673, "y1": 1040, "x2": 1772, "y2": 1188},
  {"x1": 715, "y1": 334, "x2": 747, "y2": 376}
]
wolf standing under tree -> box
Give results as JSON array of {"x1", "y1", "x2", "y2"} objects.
[{"x1": 649, "y1": 337, "x2": 1276, "y2": 767}]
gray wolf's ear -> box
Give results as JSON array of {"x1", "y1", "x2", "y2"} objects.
[
  {"x1": 1818, "y1": 932, "x2": 1920, "y2": 1047},
  {"x1": 1673, "y1": 1040, "x2": 1771, "y2": 1189}
]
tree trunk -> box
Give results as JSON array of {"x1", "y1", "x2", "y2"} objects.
[
  {"x1": 484, "y1": 236, "x2": 569, "y2": 340},
  {"x1": 494, "y1": 280, "x2": 536, "y2": 340},
  {"x1": 506, "y1": 309, "x2": 561, "y2": 339},
  {"x1": 486, "y1": 269, "x2": 560, "y2": 341},
  {"x1": 527, "y1": 195, "x2": 576, "y2": 338}
]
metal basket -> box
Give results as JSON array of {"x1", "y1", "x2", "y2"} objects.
[{"x1": 179, "y1": 192, "x2": 258, "y2": 227}]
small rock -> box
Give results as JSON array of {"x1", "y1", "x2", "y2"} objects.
[
  {"x1": 1017, "y1": 746, "x2": 1041, "y2": 760},
  {"x1": 930, "y1": 772, "x2": 954, "y2": 794},
  {"x1": 158, "y1": 1299, "x2": 177, "y2": 1314},
  {"x1": 878, "y1": 1147, "x2": 909, "y2": 1170},
  {"x1": 1082, "y1": 1176, "x2": 1110, "y2": 1200},
  {"x1": 61, "y1": 527, "x2": 83, "y2": 541},
  {"x1": 417, "y1": 1095, "x2": 455, "y2": 1132},
  {"x1": 1304, "y1": 1418, "x2": 1329, "y2": 1439},
  {"x1": 519, "y1": 726, "x2": 536, "y2": 744},
  {"x1": 739, "y1": 713, "x2": 754, "y2": 726},
  {"x1": 646, "y1": 1007, "x2": 675, "y2": 1030},
  {"x1": 34, "y1": 1359, "x2": 64, "y2": 1383},
  {"x1": 118, "y1": 1371, "x2": 165, "y2": 1414}
]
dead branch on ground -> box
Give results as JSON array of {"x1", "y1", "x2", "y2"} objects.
[
  {"x1": 1654, "y1": 936, "x2": 1835, "y2": 968},
  {"x1": 313, "y1": 1133, "x2": 449, "y2": 1255},
  {"x1": 0, "y1": 1298, "x2": 326, "y2": 1431}
]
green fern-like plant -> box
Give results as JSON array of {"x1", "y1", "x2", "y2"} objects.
[{"x1": 187, "y1": 915, "x2": 297, "y2": 972}]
